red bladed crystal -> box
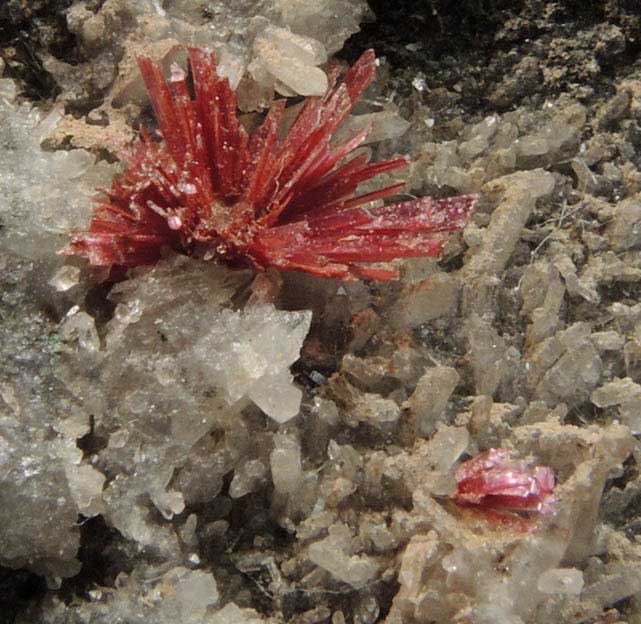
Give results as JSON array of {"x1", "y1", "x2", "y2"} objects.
[
  {"x1": 454, "y1": 448, "x2": 556, "y2": 515},
  {"x1": 61, "y1": 48, "x2": 477, "y2": 280}
]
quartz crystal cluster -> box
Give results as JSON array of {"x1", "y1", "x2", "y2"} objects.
[
  {"x1": 0, "y1": 60, "x2": 116, "y2": 261},
  {"x1": 55, "y1": 256, "x2": 312, "y2": 559},
  {"x1": 62, "y1": 0, "x2": 369, "y2": 99},
  {"x1": 0, "y1": 65, "x2": 116, "y2": 585},
  {"x1": 129, "y1": 0, "x2": 369, "y2": 101},
  {"x1": 46, "y1": 0, "x2": 371, "y2": 156}
]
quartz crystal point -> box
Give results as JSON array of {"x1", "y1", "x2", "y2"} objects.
[
  {"x1": 62, "y1": 48, "x2": 477, "y2": 280},
  {"x1": 454, "y1": 448, "x2": 556, "y2": 515}
]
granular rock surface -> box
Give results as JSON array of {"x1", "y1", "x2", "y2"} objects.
[{"x1": 2, "y1": 1, "x2": 641, "y2": 623}]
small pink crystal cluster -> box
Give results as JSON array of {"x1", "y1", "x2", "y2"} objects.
[
  {"x1": 454, "y1": 448, "x2": 556, "y2": 516},
  {"x1": 61, "y1": 48, "x2": 476, "y2": 280}
]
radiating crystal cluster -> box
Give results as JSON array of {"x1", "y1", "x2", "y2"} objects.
[{"x1": 62, "y1": 48, "x2": 477, "y2": 280}]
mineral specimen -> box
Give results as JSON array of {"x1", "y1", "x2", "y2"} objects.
[
  {"x1": 454, "y1": 448, "x2": 556, "y2": 516},
  {"x1": 52, "y1": 255, "x2": 313, "y2": 565},
  {"x1": 62, "y1": 48, "x2": 477, "y2": 280}
]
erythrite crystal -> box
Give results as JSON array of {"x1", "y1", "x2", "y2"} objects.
[
  {"x1": 61, "y1": 48, "x2": 477, "y2": 280},
  {"x1": 453, "y1": 448, "x2": 556, "y2": 515}
]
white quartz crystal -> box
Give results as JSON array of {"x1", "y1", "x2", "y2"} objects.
[
  {"x1": 210, "y1": 603, "x2": 268, "y2": 624},
  {"x1": 271, "y1": 433, "x2": 303, "y2": 496},
  {"x1": 537, "y1": 568, "x2": 585, "y2": 595},
  {"x1": 308, "y1": 522, "x2": 379, "y2": 588},
  {"x1": 275, "y1": 0, "x2": 369, "y2": 54},
  {"x1": 0, "y1": 82, "x2": 116, "y2": 260},
  {"x1": 31, "y1": 565, "x2": 220, "y2": 623},
  {"x1": 592, "y1": 377, "x2": 641, "y2": 433},
  {"x1": 65, "y1": 0, "x2": 369, "y2": 114},
  {"x1": 424, "y1": 425, "x2": 469, "y2": 473},
  {"x1": 162, "y1": 567, "x2": 220, "y2": 622},
  {"x1": 229, "y1": 459, "x2": 268, "y2": 498},
  {"x1": 250, "y1": 24, "x2": 329, "y2": 96},
  {"x1": 190, "y1": 303, "x2": 312, "y2": 422},
  {"x1": 60, "y1": 309, "x2": 101, "y2": 352},
  {"x1": 409, "y1": 366, "x2": 460, "y2": 436}
]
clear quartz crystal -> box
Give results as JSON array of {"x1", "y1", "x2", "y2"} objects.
[
  {"x1": 60, "y1": 309, "x2": 100, "y2": 352},
  {"x1": 46, "y1": 256, "x2": 312, "y2": 570},
  {"x1": 251, "y1": 24, "x2": 329, "y2": 96},
  {"x1": 229, "y1": 460, "x2": 268, "y2": 498},
  {"x1": 271, "y1": 434, "x2": 303, "y2": 496},
  {"x1": 49, "y1": 266, "x2": 81, "y2": 291}
]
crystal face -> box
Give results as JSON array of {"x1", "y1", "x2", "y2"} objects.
[{"x1": 454, "y1": 448, "x2": 556, "y2": 516}]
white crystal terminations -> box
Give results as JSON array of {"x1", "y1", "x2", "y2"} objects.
[{"x1": 0, "y1": 62, "x2": 116, "y2": 261}]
